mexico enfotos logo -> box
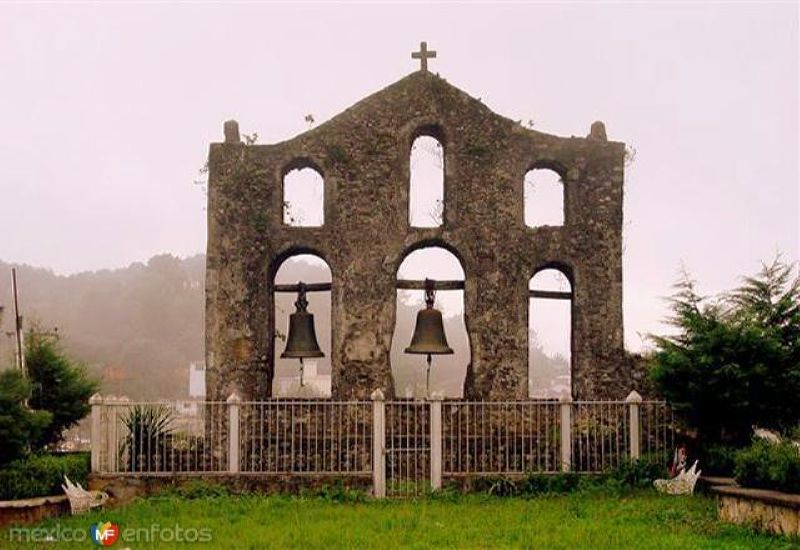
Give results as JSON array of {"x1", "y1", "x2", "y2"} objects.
[{"x1": 9, "y1": 522, "x2": 213, "y2": 544}]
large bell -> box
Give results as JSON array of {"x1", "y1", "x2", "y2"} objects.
[
  {"x1": 281, "y1": 283, "x2": 324, "y2": 359},
  {"x1": 405, "y1": 279, "x2": 454, "y2": 356}
]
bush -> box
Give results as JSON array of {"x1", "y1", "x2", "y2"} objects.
[
  {"x1": 0, "y1": 453, "x2": 89, "y2": 500},
  {"x1": 609, "y1": 456, "x2": 668, "y2": 488},
  {"x1": 301, "y1": 480, "x2": 368, "y2": 503},
  {"x1": 734, "y1": 440, "x2": 800, "y2": 493},
  {"x1": 697, "y1": 443, "x2": 739, "y2": 476},
  {"x1": 160, "y1": 480, "x2": 231, "y2": 500},
  {"x1": 520, "y1": 473, "x2": 583, "y2": 495},
  {"x1": 26, "y1": 331, "x2": 99, "y2": 449},
  {"x1": 649, "y1": 258, "x2": 800, "y2": 445},
  {"x1": 0, "y1": 370, "x2": 52, "y2": 465},
  {"x1": 472, "y1": 473, "x2": 602, "y2": 497}
]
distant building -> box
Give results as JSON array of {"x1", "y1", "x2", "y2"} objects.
[{"x1": 189, "y1": 361, "x2": 206, "y2": 398}]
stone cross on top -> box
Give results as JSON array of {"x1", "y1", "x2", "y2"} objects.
[{"x1": 412, "y1": 41, "x2": 437, "y2": 72}]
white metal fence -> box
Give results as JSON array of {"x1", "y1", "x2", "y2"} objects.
[
  {"x1": 238, "y1": 400, "x2": 372, "y2": 474},
  {"x1": 89, "y1": 390, "x2": 675, "y2": 497}
]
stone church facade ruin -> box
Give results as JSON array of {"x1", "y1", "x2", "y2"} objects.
[{"x1": 205, "y1": 59, "x2": 630, "y2": 402}]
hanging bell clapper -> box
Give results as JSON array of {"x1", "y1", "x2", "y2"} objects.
[
  {"x1": 299, "y1": 357, "x2": 305, "y2": 387},
  {"x1": 426, "y1": 353, "x2": 432, "y2": 399}
]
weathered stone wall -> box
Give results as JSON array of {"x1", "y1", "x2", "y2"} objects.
[
  {"x1": 714, "y1": 486, "x2": 800, "y2": 536},
  {"x1": 205, "y1": 71, "x2": 628, "y2": 401}
]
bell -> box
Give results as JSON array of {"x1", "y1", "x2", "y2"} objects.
[
  {"x1": 405, "y1": 307, "x2": 454, "y2": 356},
  {"x1": 405, "y1": 279, "x2": 454, "y2": 356},
  {"x1": 405, "y1": 279, "x2": 453, "y2": 398},
  {"x1": 281, "y1": 283, "x2": 324, "y2": 360}
]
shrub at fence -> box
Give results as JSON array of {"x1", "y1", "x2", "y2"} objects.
[
  {"x1": 734, "y1": 439, "x2": 800, "y2": 493},
  {"x1": 609, "y1": 455, "x2": 669, "y2": 489},
  {"x1": 121, "y1": 404, "x2": 175, "y2": 472},
  {"x1": 117, "y1": 404, "x2": 224, "y2": 473},
  {"x1": 0, "y1": 453, "x2": 89, "y2": 500}
]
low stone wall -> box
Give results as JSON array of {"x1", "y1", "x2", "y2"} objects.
[
  {"x1": 0, "y1": 495, "x2": 69, "y2": 527},
  {"x1": 712, "y1": 485, "x2": 800, "y2": 536},
  {"x1": 88, "y1": 473, "x2": 373, "y2": 506}
]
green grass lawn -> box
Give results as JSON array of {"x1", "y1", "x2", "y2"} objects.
[{"x1": 3, "y1": 490, "x2": 796, "y2": 549}]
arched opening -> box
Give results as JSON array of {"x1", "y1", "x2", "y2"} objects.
[
  {"x1": 524, "y1": 168, "x2": 564, "y2": 227},
  {"x1": 409, "y1": 135, "x2": 444, "y2": 227},
  {"x1": 390, "y1": 246, "x2": 469, "y2": 398},
  {"x1": 529, "y1": 268, "x2": 572, "y2": 398},
  {"x1": 273, "y1": 253, "x2": 331, "y2": 397},
  {"x1": 283, "y1": 166, "x2": 324, "y2": 226}
]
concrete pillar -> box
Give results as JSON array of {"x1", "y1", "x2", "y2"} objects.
[
  {"x1": 560, "y1": 393, "x2": 573, "y2": 472},
  {"x1": 89, "y1": 393, "x2": 103, "y2": 473},
  {"x1": 227, "y1": 392, "x2": 242, "y2": 473},
  {"x1": 371, "y1": 389, "x2": 386, "y2": 498},
  {"x1": 627, "y1": 390, "x2": 643, "y2": 460},
  {"x1": 429, "y1": 396, "x2": 443, "y2": 491}
]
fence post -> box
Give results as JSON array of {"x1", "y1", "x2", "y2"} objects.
[
  {"x1": 429, "y1": 395, "x2": 443, "y2": 491},
  {"x1": 104, "y1": 396, "x2": 117, "y2": 473},
  {"x1": 371, "y1": 389, "x2": 386, "y2": 499},
  {"x1": 626, "y1": 390, "x2": 642, "y2": 460},
  {"x1": 89, "y1": 393, "x2": 103, "y2": 473},
  {"x1": 227, "y1": 392, "x2": 241, "y2": 474},
  {"x1": 559, "y1": 393, "x2": 572, "y2": 472}
]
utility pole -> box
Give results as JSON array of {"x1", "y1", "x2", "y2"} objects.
[{"x1": 11, "y1": 268, "x2": 25, "y2": 377}]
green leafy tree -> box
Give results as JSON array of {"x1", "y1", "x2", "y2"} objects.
[
  {"x1": 0, "y1": 369, "x2": 52, "y2": 465},
  {"x1": 26, "y1": 330, "x2": 99, "y2": 449},
  {"x1": 649, "y1": 257, "x2": 800, "y2": 445}
]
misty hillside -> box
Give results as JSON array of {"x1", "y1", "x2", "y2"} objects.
[
  {"x1": 0, "y1": 254, "x2": 568, "y2": 399},
  {"x1": 0, "y1": 255, "x2": 205, "y2": 398}
]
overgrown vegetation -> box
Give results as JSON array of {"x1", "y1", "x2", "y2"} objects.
[
  {"x1": 0, "y1": 452, "x2": 89, "y2": 500},
  {"x1": 158, "y1": 480, "x2": 231, "y2": 500},
  {"x1": 734, "y1": 439, "x2": 800, "y2": 493},
  {"x1": 467, "y1": 457, "x2": 669, "y2": 497},
  {"x1": 649, "y1": 257, "x2": 800, "y2": 446},
  {"x1": 299, "y1": 480, "x2": 369, "y2": 503}
]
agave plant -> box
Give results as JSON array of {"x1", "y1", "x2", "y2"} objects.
[{"x1": 121, "y1": 404, "x2": 174, "y2": 472}]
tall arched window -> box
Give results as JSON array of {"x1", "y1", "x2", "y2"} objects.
[
  {"x1": 409, "y1": 135, "x2": 444, "y2": 227},
  {"x1": 273, "y1": 253, "x2": 331, "y2": 397},
  {"x1": 524, "y1": 168, "x2": 564, "y2": 227},
  {"x1": 529, "y1": 268, "x2": 572, "y2": 398},
  {"x1": 390, "y1": 246, "x2": 469, "y2": 398},
  {"x1": 283, "y1": 166, "x2": 324, "y2": 226}
]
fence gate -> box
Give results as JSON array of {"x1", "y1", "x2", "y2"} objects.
[{"x1": 384, "y1": 401, "x2": 431, "y2": 497}]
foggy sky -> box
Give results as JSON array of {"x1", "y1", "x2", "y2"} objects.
[{"x1": 0, "y1": 3, "x2": 797, "y2": 352}]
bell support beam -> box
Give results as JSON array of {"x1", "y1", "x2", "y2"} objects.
[
  {"x1": 396, "y1": 280, "x2": 465, "y2": 291},
  {"x1": 274, "y1": 282, "x2": 332, "y2": 293},
  {"x1": 529, "y1": 290, "x2": 572, "y2": 300}
]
